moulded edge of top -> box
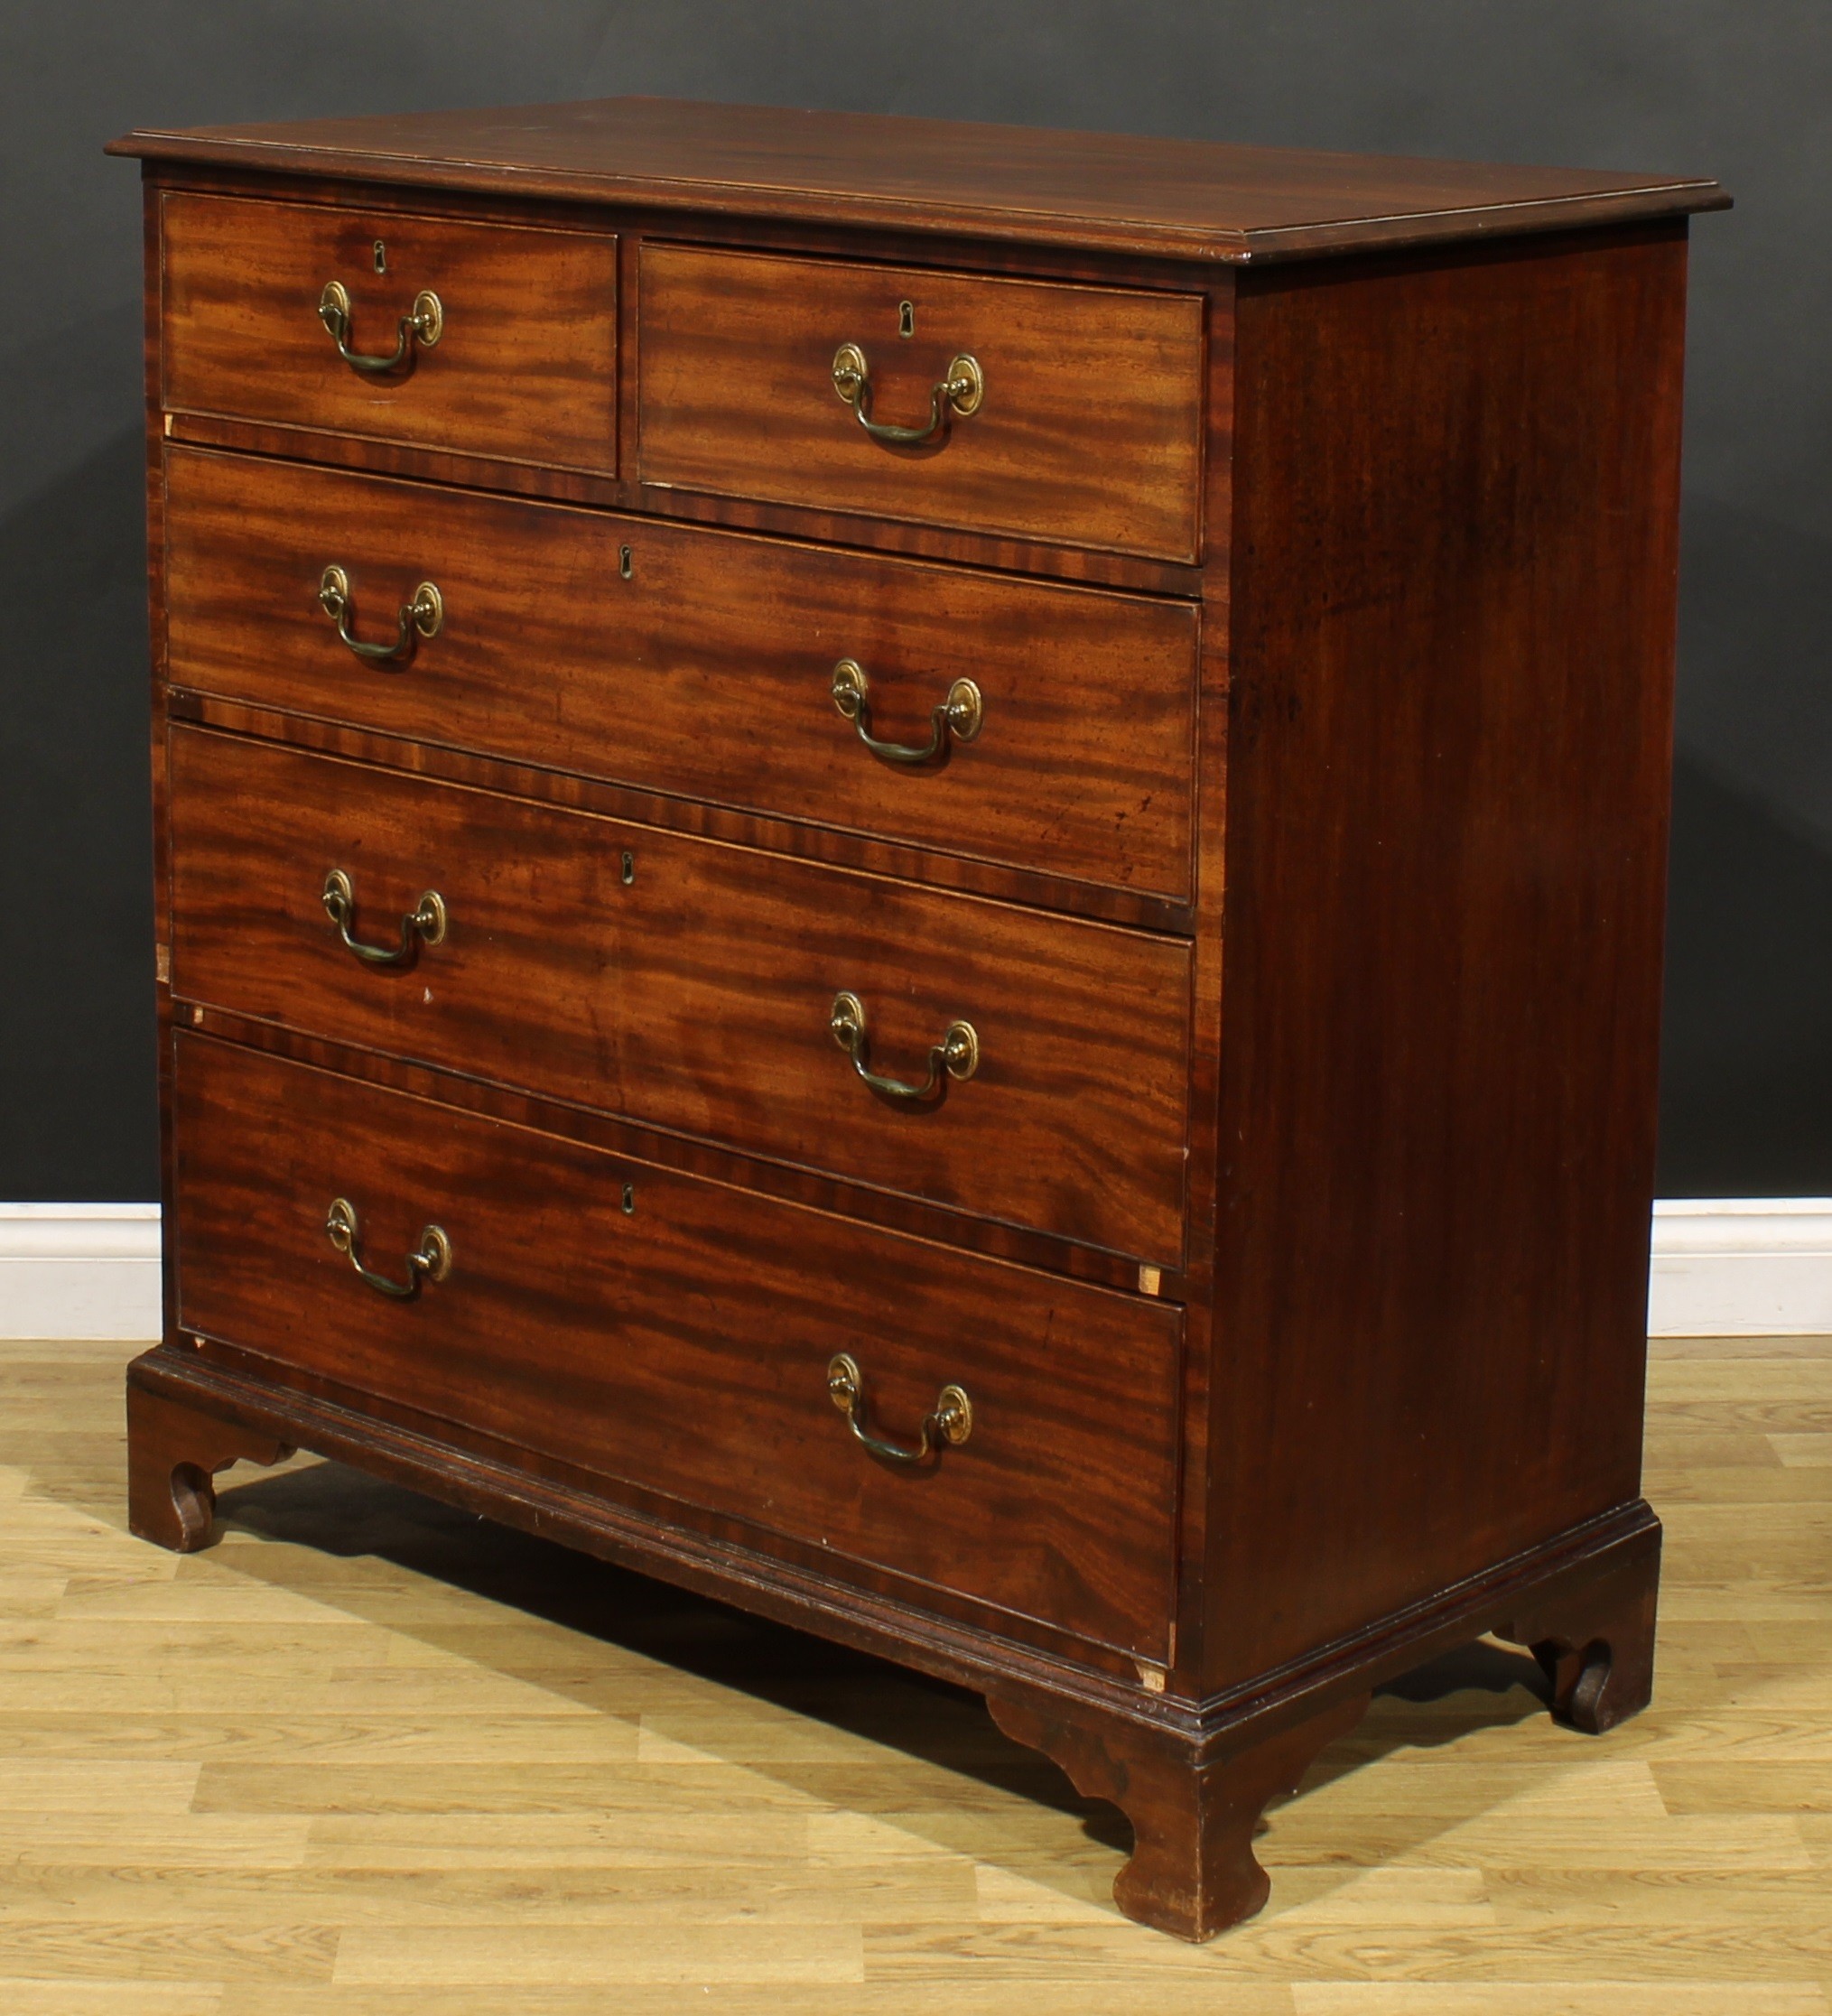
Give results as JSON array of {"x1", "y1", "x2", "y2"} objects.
[{"x1": 106, "y1": 99, "x2": 1732, "y2": 267}]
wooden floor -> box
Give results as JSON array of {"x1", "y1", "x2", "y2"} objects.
[{"x1": 0, "y1": 1337, "x2": 1827, "y2": 2011}]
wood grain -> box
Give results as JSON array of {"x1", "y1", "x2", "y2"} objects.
[
  {"x1": 162, "y1": 445, "x2": 1200, "y2": 901},
  {"x1": 989, "y1": 1685, "x2": 1372, "y2": 1941},
  {"x1": 637, "y1": 243, "x2": 1204, "y2": 560},
  {"x1": 168, "y1": 1002, "x2": 1157, "y2": 1297},
  {"x1": 160, "y1": 192, "x2": 618, "y2": 473},
  {"x1": 119, "y1": 98, "x2": 1725, "y2": 1952},
  {"x1": 109, "y1": 95, "x2": 1730, "y2": 264},
  {"x1": 170, "y1": 691, "x2": 1194, "y2": 938},
  {"x1": 127, "y1": 1382, "x2": 293, "y2": 1555},
  {"x1": 1200, "y1": 224, "x2": 1691, "y2": 1686},
  {"x1": 160, "y1": 405, "x2": 1204, "y2": 597},
  {"x1": 5, "y1": 1332, "x2": 1821, "y2": 1995},
  {"x1": 170, "y1": 1036, "x2": 1183, "y2": 1658},
  {"x1": 124, "y1": 1326, "x2": 1666, "y2": 1933},
  {"x1": 166, "y1": 727, "x2": 1194, "y2": 1264}
]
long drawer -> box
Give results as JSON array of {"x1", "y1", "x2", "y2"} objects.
[
  {"x1": 173, "y1": 1036, "x2": 1182, "y2": 1658},
  {"x1": 163, "y1": 446, "x2": 1199, "y2": 901},
  {"x1": 638, "y1": 244, "x2": 1204, "y2": 560},
  {"x1": 168, "y1": 729, "x2": 1192, "y2": 1263},
  {"x1": 160, "y1": 193, "x2": 618, "y2": 473}
]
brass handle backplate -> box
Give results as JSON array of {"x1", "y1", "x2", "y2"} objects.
[
  {"x1": 826, "y1": 1352, "x2": 972, "y2": 1467},
  {"x1": 325, "y1": 1196, "x2": 451, "y2": 1300},
  {"x1": 318, "y1": 564, "x2": 442, "y2": 665},
  {"x1": 829, "y1": 990, "x2": 978, "y2": 1103},
  {"x1": 831, "y1": 342, "x2": 983, "y2": 447},
  {"x1": 318, "y1": 279, "x2": 443, "y2": 375},
  {"x1": 831, "y1": 658, "x2": 982, "y2": 766},
  {"x1": 322, "y1": 868, "x2": 447, "y2": 967}
]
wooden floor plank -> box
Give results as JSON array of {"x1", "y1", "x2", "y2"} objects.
[
  {"x1": 1294, "y1": 1990, "x2": 1828, "y2": 2014},
  {"x1": 0, "y1": 1334, "x2": 1827, "y2": 1999}
]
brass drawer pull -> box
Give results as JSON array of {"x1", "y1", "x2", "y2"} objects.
[
  {"x1": 830, "y1": 990, "x2": 978, "y2": 1102},
  {"x1": 831, "y1": 342, "x2": 983, "y2": 447},
  {"x1": 827, "y1": 1352, "x2": 972, "y2": 1466},
  {"x1": 831, "y1": 658, "x2": 982, "y2": 766},
  {"x1": 318, "y1": 564, "x2": 443, "y2": 665},
  {"x1": 318, "y1": 279, "x2": 443, "y2": 375},
  {"x1": 322, "y1": 868, "x2": 447, "y2": 967},
  {"x1": 325, "y1": 1196, "x2": 451, "y2": 1299}
]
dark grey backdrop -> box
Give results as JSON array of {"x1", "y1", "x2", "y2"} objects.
[{"x1": 2, "y1": 2, "x2": 1824, "y2": 1202}]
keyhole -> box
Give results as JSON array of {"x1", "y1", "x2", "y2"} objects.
[
  {"x1": 897, "y1": 299, "x2": 915, "y2": 338},
  {"x1": 373, "y1": 239, "x2": 387, "y2": 274},
  {"x1": 621, "y1": 1182, "x2": 636, "y2": 1215},
  {"x1": 618, "y1": 545, "x2": 633, "y2": 580},
  {"x1": 620, "y1": 850, "x2": 636, "y2": 886}
]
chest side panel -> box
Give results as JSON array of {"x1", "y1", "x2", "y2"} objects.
[{"x1": 1202, "y1": 225, "x2": 1688, "y2": 1686}]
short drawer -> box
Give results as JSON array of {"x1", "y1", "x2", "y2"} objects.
[
  {"x1": 160, "y1": 193, "x2": 617, "y2": 473},
  {"x1": 173, "y1": 1036, "x2": 1181, "y2": 1658},
  {"x1": 163, "y1": 447, "x2": 1198, "y2": 902},
  {"x1": 638, "y1": 245, "x2": 1204, "y2": 561},
  {"x1": 168, "y1": 729, "x2": 1192, "y2": 1264}
]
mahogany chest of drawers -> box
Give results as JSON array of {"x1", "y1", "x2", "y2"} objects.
[{"x1": 110, "y1": 98, "x2": 1726, "y2": 1939}]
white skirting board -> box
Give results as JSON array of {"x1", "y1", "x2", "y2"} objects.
[
  {"x1": 0, "y1": 1205, "x2": 163, "y2": 1341},
  {"x1": 1647, "y1": 1198, "x2": 1832, "y2": 1338},
  {"x1": 2, "y1": 1201, "x2": 1831, "y2": 1342}
]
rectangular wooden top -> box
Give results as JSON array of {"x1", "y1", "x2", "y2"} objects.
[{"x1": 109, "y1": 96, "x2": 1727, "y2": 265}]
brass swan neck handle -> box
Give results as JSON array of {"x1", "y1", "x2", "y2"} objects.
[
  {"x1": 831, "y1": 342, "x2": 983, "y2": 447},
  {"x1": 325, "y1": 1197, "x2": 451, "y2": 1300},
  {"x1": 318, "y1": 280, "x2": 442, "y2": 375},
  {"x1": 322, "y1": 869, "x2": 447, "y2": 968},
  {"x1": 831, "y1": 658, "x2": 982, "y2": 766},
  {"x1": 829, "y1": 991, "x2": 979, "y2": 1103},
  {"x1": 318, "y1": 565, "x2": 442, "y2": 666},
  {"x1": 827, "y1": 1352, "x2": 972, "y2": 1466}
]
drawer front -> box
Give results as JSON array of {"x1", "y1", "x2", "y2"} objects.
[
  {"x1": 638, "y1": 246, "x2": 1204, "y2": 561},
  {"x1": 169, "y1": 729, "x2": 1192, "y2": 1263},
  {"x1": 174, "y1": 1037, "x2": 1182, "y2": 1658},
  {"x1": 164, "y1": 447, "x2": 1199, "y2": 901},
  {"x1": 160, "y1": 193, "x2": 618, "y2": 473}
]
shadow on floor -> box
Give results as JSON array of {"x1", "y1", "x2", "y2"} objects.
[{"x1": 207, "y1": 1452, "x2": 1556, "y2": 1900}]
